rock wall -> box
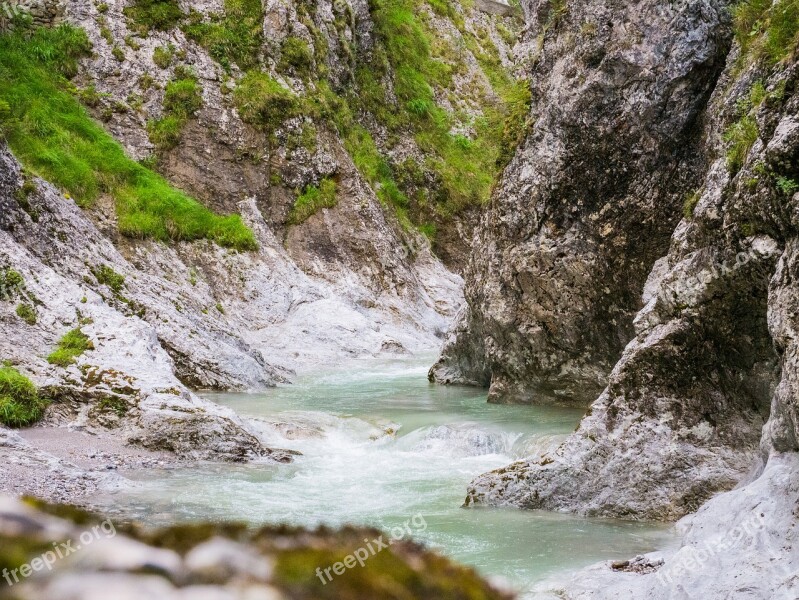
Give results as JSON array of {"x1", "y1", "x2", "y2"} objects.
[
  {"x1": 431, "y1": 0, "x2": 732, "y2": 405},
  {"x1": 457, "y1": 4, "x2": 799, "y2": 596}
]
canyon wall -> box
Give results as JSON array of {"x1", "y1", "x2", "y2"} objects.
[{"x1": 452, "y1": 0, "x2": 799, "y2": 594}]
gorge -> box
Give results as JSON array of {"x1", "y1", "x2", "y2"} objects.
[{"x1": 1, "y1": 0, "x2": 798, "y2": 598}]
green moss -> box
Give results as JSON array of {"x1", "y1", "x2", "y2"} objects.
[
  {"x1": 0, "y1": 366, "x2": 47, "y2": 427},
  {"x1": 683, "y1": 189, "x2": 702, "y2": 220},
  {"x1": 15, "y1": 303, "x2": 37, "y2": 325},
  {"x1": 279, "y1": 36, "x2": 314, "y2": 78},
  {"x1": 233, "y1": 72, "x2": 300, "y2": 133},
  {"x1": 47, "y1": 328, "x2": 93, "y2": 367},
  {"x1": 0, "y1": 24, "x2": 256, "y2": 251},
  {"x1": 147, "y1": 72, "x2": 202, "y2": 150},
  {"x1": 288, "y1": 178, "x2": 338, "y2": 224},
  {"x1": 182, "y1": 0, "x2": 264, "y2": 72},
  {"x1": 124, "y1": 0, "x2": 184, "y2": 34},
  {"x1": 92, "y1": 264, "x2": 125, "y2": 294},
  {"x1": 272, "y1": 544, "x2": 503, "y2": 600}
]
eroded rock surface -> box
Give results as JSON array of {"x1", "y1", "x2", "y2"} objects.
[{"x1": 432, "y1": 0, "x2": 733, "y2": 405}]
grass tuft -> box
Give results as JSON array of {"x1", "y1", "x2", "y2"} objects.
[
  {"x1": 0, "y1": 366, "x2": 47, "y2": 427},
  {"x1": 733, "y1": 0, "x2": 799, "y2": 64},
  {"x1": 287, "y1": 178, "x2": 338, "y2": 224},
  {"x1": 183, "y1": 0, "x2": 264, "y2": 72},
  {"x1": 147, "y1": 71, "x2": 203, "y2": 150},
  {"x1": 233, "y1": 72, "x2": 301, "y2": 133},
  {"x1": 46, "y1": 328, "x2": 93, "y2": 367},
  {"x1": 15, "y1": 303, "x2": 37, "y2": 325},
  {"x1": 124, "y1": 0, "x2": 184, "y2": 34}
]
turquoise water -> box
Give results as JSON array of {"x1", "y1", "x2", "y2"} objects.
[{"x1": 97, "y1": 357, "x2": 676, "y2": 597}]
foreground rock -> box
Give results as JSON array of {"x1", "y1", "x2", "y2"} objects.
[{"x1": 0, "y1": 496, "x2": 513, "y2": 600}]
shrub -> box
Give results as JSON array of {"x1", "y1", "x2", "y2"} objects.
[
  {"x1": 287, "y1": 178, "x2": 338, "y2": 224},
  {"x1": 0, "y1": 366, "x2": 47, "y2": 427},
  {"x1": 233, "y1": 72, "x2": 299, "y2": 133},
  {"x1": 0, "y1": 23, "x2": 256, "y2": 251},
  {"x1": 47, "y1": 328, "x2": 93, "y2": 367},
  {"x1": 124, "y1": 0, "x2": 183, "y2": 34}
]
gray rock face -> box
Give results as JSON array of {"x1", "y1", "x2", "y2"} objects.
[
  {"x1": 463, "y1": 0, "x2": 799, "y2": 538},
  {"x1": 431, "y1": 0, "x2": 733, "y2": 405}
]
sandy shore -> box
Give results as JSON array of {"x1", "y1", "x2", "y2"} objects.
[{"x1": 0, "y1": 424, "x2": 181, "y2": 505}]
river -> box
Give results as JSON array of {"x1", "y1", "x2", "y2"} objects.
[{"x1": 95, "y1": 356, "x2": 676, "y2": 598}]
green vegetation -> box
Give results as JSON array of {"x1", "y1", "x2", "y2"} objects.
[
  {"x1": 233, "y1": 72, "x2": 301, "y2": 134},
  {"x1": 92, "y1": 264, "x2": 125, "y2": 294},
  {"x1": 776, "y1": 176, "x2": 799, "y2": 196},
  {"x1": 733, "y1": 0, "x2": 799, "y2": 64},
  {"x1": 94, "y1": 396, "x2": 129, "y2": 417},
  {"x1": 723, "y1": 82, "x2": 766, "y2": 174},
  {"x1": 279, "y1": 36, "x2": 314, "y2": 78},
  {"x1": 47, "y1": 328, "x2": 93, "y2": 367},
  {"x1": 124, "y1": 0, "x2": 183, "y2": 34},
  {"x1": 298, "y1": 0, "x2": 529, "y2": 224},
  {"x1": 15, "y1": 303, "x2": 37, "y2": 325},
  {"x1": 152, "y1": 43, "x2": 176, "y2": 69},
  {"x1": 0, "y1": 23, "x2": 256, "y2": 250},
  {"x1": 0, "y1": 268, "x2": 25, "y2": 300},
  {"x1": 183, "y1": 0, "x2": 264, "y2": 71},
  {"x1": 147, "y1": 69, "x2": 203, "y2": 150},
  {"x1": 287, "y1": 178, "x2": 338, "y2": 224},
  {"x1": 724, "y1": 114, "x2": 758, "y2": 174},
  {"x1": 0, "y1": 365, "x2": 47, "y2": 427},
  {"x1": 683, "y1": 189, "x2": 702, "y2": 220}
]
